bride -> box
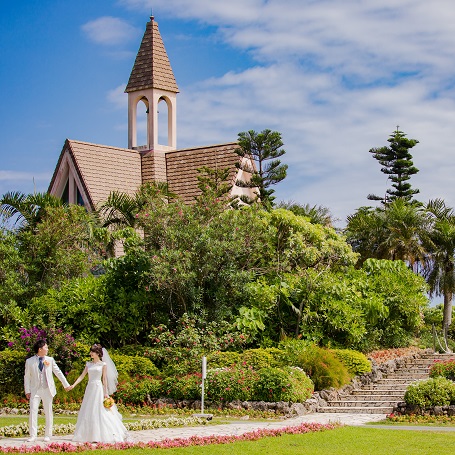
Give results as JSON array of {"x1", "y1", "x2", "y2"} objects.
[{"x1": 68, "y1": 344, "x2": 128, "y2": 443}]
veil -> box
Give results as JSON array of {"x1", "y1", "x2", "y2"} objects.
[{"x1": 102, "y1": 348, "x2": 118, "y2": 395}]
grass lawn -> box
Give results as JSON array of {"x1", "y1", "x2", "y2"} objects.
[{"x1": 85, "y1": 427, "x2": 455, "y2": 455}]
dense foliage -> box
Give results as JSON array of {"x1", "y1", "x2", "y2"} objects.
[{"x1": 404, "y1": 377, "x2": 455, "y2": 407}]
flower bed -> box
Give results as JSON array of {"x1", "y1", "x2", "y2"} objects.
[{"x1": 0, "y1": 422, "x2": 338, "y2": 453}]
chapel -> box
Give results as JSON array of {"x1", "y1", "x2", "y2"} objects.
[{"x1": 48, "y1": 16, "x2": 255, "y2": 210}]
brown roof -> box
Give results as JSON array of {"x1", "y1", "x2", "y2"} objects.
[
  {"x1": 48, "y1": 140, "x2": 142, "y2": 209},
  {"x1": 125, "y1": 17, "x2": 179, "y2": 94},
  {"x1": 165, "y1": 142, "x2": 240, "y2": 204}
]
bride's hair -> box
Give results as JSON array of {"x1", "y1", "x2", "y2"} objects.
[{"x1": 90, "y1": 344, "x2": 103, "y2": 359}]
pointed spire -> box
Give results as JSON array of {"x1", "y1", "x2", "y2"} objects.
[{"x1": 125, "y1": 17, "x2": 179, "y2": 93}]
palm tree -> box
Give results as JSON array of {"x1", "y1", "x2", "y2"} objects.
[
  {"x1": 278, "y1": 201, "x2": 334, "y2": 227},
  {"x1": 0, "y1": 191, "x2": 64, "y2": 230},
  {"x1": 98, "y1": 182, "x2": 176, "y2": 229},
  {"x1": 345, "y1": 199, "x2": 428, "y2": 269},
  {"x1": 424, "y1": 199, "x2": 455, "y2": 351}
]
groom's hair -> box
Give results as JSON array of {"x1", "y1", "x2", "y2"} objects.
[{"x1": 33, "y1": 339, "x2": 47, "y2": 354}]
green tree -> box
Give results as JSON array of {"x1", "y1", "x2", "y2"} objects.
[
  {"x1": 424, "y1": 199, "x2": 455, "y2": 350},
  {"x1": 277, "y1": 201, "x2": 334, "y2": 227},
  {"x1": 99, "y1": 182, "x2": 175, "y2": 229},
  {"x1": 368, "y1": 128, "x2": 420, "y2": 203},
  {"x1": 345, "y1": 199, "x2": 428, "y2": 268},
  {"x1": 0, "y1": 191, "x2": 64, "y2": 230},
  {"x1": 235, "y1": 129, "x2": 288, "y2": 208}
]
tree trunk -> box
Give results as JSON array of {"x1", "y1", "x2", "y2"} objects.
[{"x1": 443, "y1": 292, "x2": 453, "y2": 329}]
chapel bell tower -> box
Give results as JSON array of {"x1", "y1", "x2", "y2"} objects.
[{"x1": 125, "y1": 16, "x2": 179, "y2": 151}]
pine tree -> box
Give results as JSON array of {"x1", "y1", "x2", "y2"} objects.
[
  {"x1": 368, "y1": 128, "x2": 420, "y2": 203},
  {"x1": 234, "y1": 129, "x2": 288, "y2": 208}
]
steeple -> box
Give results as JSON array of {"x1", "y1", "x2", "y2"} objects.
[{"x1": 125, "y1": 16, "x2": 178, "y2": 151}]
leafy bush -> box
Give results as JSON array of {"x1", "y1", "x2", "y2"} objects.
[
  {"x1": 263, "y1": 348, "x2": 287, "y2": 367},
  {"x1": 145, "y1": 314, "x2": 249, "y2": 375},
  {"x1": 285, "y1": 366, "x2": 314, "y2": 401},
  {"x1": 278, "y1": 340, "x2": 351, "y2": 390},
  {"x1": 242, "y1": 349, "x2": 274, "y2": 369},
  {"x1": 206, "y1": 366, "x2": 258, "y2": 403},
  {"x1": 161, "y1": 374, "x2": 202, "y2": 400},
  {"x1": 332, "y1": 349, "x2": 371, "y2": 376},
  {"x1": 207, "y1": 351, "x2": 241, "y2": 368},
  {"x1": 254, "y1": 366, "x2": 314, "y2": 402},
  {"x1": 111, "y1": 354, "x2": 160, "y2": 377},
  {"x1": 254, "y1": 367, "x2": 291, "y2": 402},
  {"x1": 115, "y1": 376, "x2": 161, "y2": 405},
  {"x1": 0, "y1": 350, "x2": 27, "y2": 398},
  {"x1": 429, "y1": 360, "x2": 455, "y2": 380},
  {"x1": 404, "y1": 377, "x2": 455, "y2": 407}
]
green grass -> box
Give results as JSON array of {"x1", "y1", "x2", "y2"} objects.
[{"x1": 86, "y1": 427, "x2": 455, "y2": 455}]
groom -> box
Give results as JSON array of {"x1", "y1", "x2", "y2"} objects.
[{"x1": 24, "y1": 339, "x2": 71, "y2": 443}]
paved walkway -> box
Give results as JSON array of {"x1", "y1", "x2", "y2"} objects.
[
  {"x1": 1, "y1": 413, "x2": 454, "y2": 449},
  {"x1": 0, "y1": 413, "x2": 383, "y2": 448}
]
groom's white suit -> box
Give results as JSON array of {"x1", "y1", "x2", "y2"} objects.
[{"x1": 24, "y1": 354, "x2": 70, "y2": 440}]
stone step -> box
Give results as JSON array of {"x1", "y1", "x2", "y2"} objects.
[
  {"x1": 348, "y1": 394, "x2": 404, "y2": 401},
  {"x1": 326, "y1": 400, "x2": 401, "y2": 408},
  {"x1": 316, "y1": 352, "x2": 450, "y2": 415},
  {"x1": 319, "y1": 406, "x2": 393, "y2": 414}
]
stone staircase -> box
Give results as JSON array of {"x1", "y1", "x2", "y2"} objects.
[{"x1": 317, "y1": 352, "x2": 453, "y2": 414}]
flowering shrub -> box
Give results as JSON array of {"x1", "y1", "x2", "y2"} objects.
[
  {"x1": 161, "y1": 373, "x2": 202, "y2": 400},
  {"x1": 145, "y1": 314, "x2": 249, "y2": 375},
  {"x1": 404, "y1": 377, "x2": 455, "y2": 407},
  {"x1": 8, "y1": 326, "x2": 79, "y2": 374},
  {"x1": 115, "y1": 376, "x2": 161, "y2": 405},
  {"x1": 368, "y1": 347, "x2": 422, "y2": 364},
  {"x1": 206, "y1": 365, "x2": 258, "y2": 403},
  {"x1": 429, "y1": 359, "x2": 455, "y2": 380}
]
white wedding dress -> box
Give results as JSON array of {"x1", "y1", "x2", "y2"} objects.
[{"x1": 72, "y1": 362, "x2": 128, "y2": 443}]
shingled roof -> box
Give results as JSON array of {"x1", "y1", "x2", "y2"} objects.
[
  {"x1": 166, "y1": 143, "x2": 240, "y2": 204},
  {"x1": 125, "y1": 17, "x2": 179, "y2": 94},
  {"x1": 48, "y1": 140, "x2": 142, "y2": 210}
]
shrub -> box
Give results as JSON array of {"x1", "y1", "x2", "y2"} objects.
[
  {"x1": 115, "y1": 376, "x2": 161, "y2": 405},
  {"x1": 332, "y1": 349, "x2": 371, "y2": 376},
  {"x1": 285, "y1": 366, "x2": 314, "y2": 401},
  {"x1": 161, "y1": 374, "x2": 202, "y2": 400},
  {"x1": 253, "y1": 366, "x2": 314, "y2": 402},
  {"x1": 404, "y1": 377, "x2": 455, "y2": 407},
  {"x1": 242, "y1": 349, "x2": 274, "y2": 370},
  {"x1": 111, "y1": 354, "x2": 160, "y2": 377},
  {"x1": 206, "y1": 366, "x2": 258, "y2": 403},
  {"x1": 253, "y1": 367, "x2": 292, "y2": 402},
  {"x1": 429, "y1": 359, "x2": 455, "y2": 380},
  {"x1": 207, "y1": 351, "x2": 241, "y2": 368},
  {"x1": 279, "y1": 342, "x2": 351, "y2": 391},
  {"x1": 0, "y1": 350, "x2": 27, "y2": 398},
  {"x1": 263, "y1": 348, "x2": 287, "y2": 367},
  {"x1": 8, "y1": 327, "x2": 79, "y2": 375}
]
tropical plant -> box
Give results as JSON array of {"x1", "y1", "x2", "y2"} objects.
[
  {"x1": 345, "y1": 198, "x2": 428, "y2": 268},
  {"x1": 277, "y1": 201, "x2": 334, "y2": 227},
  {"x1": 424, "y1": 199, "x2": 455, "y2": 350}
]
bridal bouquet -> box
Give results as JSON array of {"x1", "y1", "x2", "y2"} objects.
[{"x1": 103, "y1": 397, "x2": 115, "y2": 409}]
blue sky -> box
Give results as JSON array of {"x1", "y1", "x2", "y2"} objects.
[{"x1": 2, "y1": 0, "x2": 455, "y2": 226}]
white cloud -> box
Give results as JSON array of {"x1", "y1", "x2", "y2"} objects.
[
  {"x1": 0, "y1": 171, "x2": 51, "y2": 182},
  {"x1": 107, "y1": 84, "x2": 128, "y2": 109},
  {"x1": 81, "y1": 16, "x2": 140, "y2": 46},
  {"x1": 117, "y1": 0, "x2": 455, "y2": 224}
]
